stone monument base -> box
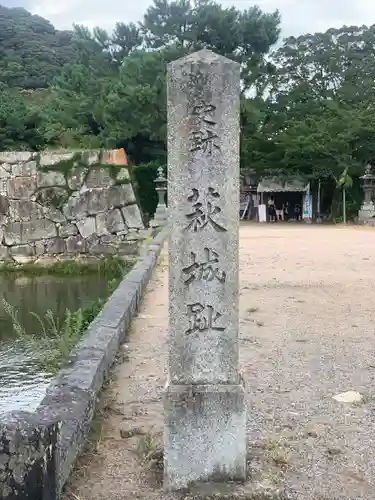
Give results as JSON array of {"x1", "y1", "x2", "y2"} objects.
[
  {"x1": 358, "y1": 201, "x2": 375, "y2": 223},
  {"x1": 163, "y1": 382, "x2": 247, "y2": 491},
  {"x1": 150, "y1": 204, "x2": 168, "y2": 228}
]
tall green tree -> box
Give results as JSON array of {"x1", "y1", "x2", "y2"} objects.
[
  {"x1": 42, "y1": 25, "x2": 117, "y2": 148},
  {"x1": 258, "y1": 25, "x2": 375, "y2": 181},
  {"x1": 0, "y1": 5, "x2": 75, "y2": 89},
  {"x1": 43, "y1": 0, "x2": 281, "y2": 161},
  {"x1": 0, "y1": 90, "x2": 46, "y2": 150},
  {"x1": 142, "y1": 0, "x2": 280, "y2": 91}
]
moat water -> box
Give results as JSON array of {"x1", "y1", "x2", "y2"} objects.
[{"x1": 0, "y1": 273, "x2": 109, "y2": 415}]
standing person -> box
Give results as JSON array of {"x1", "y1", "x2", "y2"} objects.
[
  {"x1": 267, "y1": 196, "x2": 276, "y2": 222},
  {"x1": 275, "y1": 198, "x2": 284, "y2": 221},
  {"x1": 284, "y1": 201, "x2": 290, "y2": 221},
  {"x1": 295, "y1": 203, "x2": 301, "y2": 221}
]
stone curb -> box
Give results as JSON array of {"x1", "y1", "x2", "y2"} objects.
[{"x1": 0, "y1": 227, "x2": 168, "y2": 500}]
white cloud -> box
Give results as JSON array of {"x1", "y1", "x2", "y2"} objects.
[{"x1": 26, "y1": 0, "x2": 375, "y2": 38}]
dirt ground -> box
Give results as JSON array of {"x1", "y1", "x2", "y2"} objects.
[{"x1": 64, "y1": 224, "x2": 375, "y2": 500}]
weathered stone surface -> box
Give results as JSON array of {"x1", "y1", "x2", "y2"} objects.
[
  {"x1": 86, "y1": 234, "x2": 116, "y2": 255},
  {"x1": 0, "y1": 163, "x2": 11, "y2": 173},
  {"x1": 46, "y1": 238, "x2": 66, "y2": 254},
  {"x1": 110, "y1": 184, "x2": 136, "y2": 206},
  {"x1": 150, "y1": 169, "x2": 168, "y2": 228},
  {"x1": 7, "y1": 176, "x2": 37, "y2": 199},
  {"x1": 76, "y1": 217, "x2": 96, "y2": 238},
  {"x1": 85, "y1": 151, "x2": 100, "y2": 165},
  {"x1": 35, "y1": 240, "x2": 45, "y2": 255},
  {"x1": 116, "y1": 168, "x2": 130, "y2": 181},
  {"x1": 101, "y1": 148, "x2": 127, "y2": 166},
  {"x1": 118, "y1": 241, "x2": 139, "y2": 255},
  {"x1": 164, "y1": 385, "x2": 246, "y2": 490},
  {"x1": 43, "y1": 206, "x2": 66, "y2": 223},
  {"x1": 3, "y1": 219, "x2": 57, "y2": 245},
  {"x1": 0, "y1": 152, "x2": 32, "y2": 163},
  {"x1": 0, "y1": 244, "x2": 8, "y2": 259},
  {"x1": 59, "y1": 223, "x2": 78, "y2": 238},
  {"x1": 10, "y1": 244, "x2": 35, "y2": 257},
  {"x1": 65, "y1": 235, "x2": 86, "y2": 253},
  {"x1": 63, "y1": 189, "x2": 107, "y2": 219},
  {"x1": 62, "y1": 192, "x2": 80, "y2": 220},
  {"x1": 164, "y1": 49, "x2": 245, "y2": 489},
  {"x1": 150, "y1": 202, "x2": 168, "y2": 228},
  {"x1": 10, "y1": 244, "x2": 36, "y2": 264},
  {"x1": 9, "y1": 200, "x2": 44, "y2": 221},
  {"x1": 0, "y1": 165, "x2": 11, "y2": 179},
  {"x1": 85, "y1": 167, "x2": 113, "y2": 188},
  {"x1": 0, "y1": 150, "x2": 144, "y2": 260},
  {"x1": 124, "y1": 229, "x2": 145, "y2": 241},
  {"x1": 96, "y1": 209, "x2": 125, "y2": 235},
  {"x1": 67, "y1": 167, "x2": 87, "y2": 190},
  {"x1": 0, "y1": 416, "x2": 58, "y2": 500},
  {"x1": 12, "y1": 161, "x2": 37, "y2": 177},
  {"x1": 39, "y1": 151, "x2": 74, "y2": 166},
  {"x1": 121, "y1": 204, "x2": 143, "y2": 229},
  {"x1": 0, "y1": 215, "x2": 8, "y2": 226},
  {"x1": 36, "y1": 187, "x2": 69, "y2": 208},
  {"x1": 37, "y1": 170, "x2": 66, "y2": 187},
  {"x1": 100, "y1": 234, "x2": 122, "y2": 245},
  {"x1": 0, "y1": 195, "x2": 9, "y2": 215}
]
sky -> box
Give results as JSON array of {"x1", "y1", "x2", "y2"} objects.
[{"x1": 3, "y1": 0, "x2": 375, "y2": 38}]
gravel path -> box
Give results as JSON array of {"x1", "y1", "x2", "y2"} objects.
[{"x1": 65, "y1": 224, "x2": 375, "y2": 500}]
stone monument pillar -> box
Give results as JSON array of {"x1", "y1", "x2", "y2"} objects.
[
  {"x1": 359, "y1": 165, "x2": 375, "y2": 223},
  {"x1": 150, "y1": 166, "x2": 168, "y2": 228},
  {"x1": 164, "y1": 49, "x2": 246, "y2": 491}
]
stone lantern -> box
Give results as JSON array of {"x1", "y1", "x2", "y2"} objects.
[
  {"x1": 359, "y1": 164, "x2": 375, "y2": 223},
  {"x1": 150, "y1": 166, "x2": 168, "y2": 228}
]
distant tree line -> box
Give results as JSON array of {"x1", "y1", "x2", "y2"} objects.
[{"x1": 2, "y1": 2, "x2": 375, "y2": 218}]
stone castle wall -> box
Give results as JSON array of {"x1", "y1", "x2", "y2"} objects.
[{"x1": 0, "y1": 150, "x2": 148, "y2": 263}]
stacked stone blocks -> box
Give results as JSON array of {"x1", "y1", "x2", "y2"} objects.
[{"x1": 0, "y1": 150, "x2": 148, "y2": 263}]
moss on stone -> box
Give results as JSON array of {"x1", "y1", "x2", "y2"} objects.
[
  {"x1": 36, "y1": 152, "x2": 86, "y2": 176},
  {"x1": 37, "y1": 153, "x2": 131, "y2": 185},
  {"x1": 33, "y1": 152, "x2": 133, "y2": 212},
  {"x1": 35, "y1": 187, "x2": 70, "y2": 209}
]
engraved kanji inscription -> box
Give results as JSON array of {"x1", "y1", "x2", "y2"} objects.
[
  {"x1": 185, "y1": 303, "x2": 225, "y2": 335},
  {"x1": 182, "y1": 248, "x2": 226, "y2": 285},
  {"x1": 190, "y1": 100, "x2": 220, "y2": 155},
  {"x1": 185, "y1": 187, "x2": 227, "y2": 232}
]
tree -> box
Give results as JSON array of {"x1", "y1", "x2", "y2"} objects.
[
  {"x1": 0, "y1": 90, "x2": 46, "y2": 150},
  {"x1": 337, "y1": 167, "x2": 353, "y2": 223},
  {"x1": 267, "y1": 26, "x2": 375, "y2": 105},
  {"x1": 0, "y1": 5, "x2": 75, "y2": 89},
  {"x1": 258, "y1": 26, "x2": 375, "y2": 187},
  {"x1": 42, "y1": 0, "x2": 280, "y2": 160},
  {"x1": 42, "y1": 25, "x2": 118, "y2": 148},
  {"x1": 111, "y1": 22, "x2": 144, "y2": 62},
  {"x1": 142, "y1": 0, "x2": 281, "y2": 92},
  {"x1": 101, "y1": 49, "x2": 169, "y2": 162}
]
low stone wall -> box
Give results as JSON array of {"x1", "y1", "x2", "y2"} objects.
[
  {"x1": 0, "y1": 228, "x2": 167, "y2": 499},
  {"x1": 0, "y1": 150, "x2": 148, "y2": 263}
]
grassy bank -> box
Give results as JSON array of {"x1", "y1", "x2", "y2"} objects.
[
  {"x1": 2, "y1": 257, "x2": 133, "y2": 373},
  {"x1": 0, "y1": 256, "x2": 133, "y2": 278}
]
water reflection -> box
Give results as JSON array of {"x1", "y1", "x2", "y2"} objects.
[{"x1": 0, "y1": 273, "x2": 109, "y2": 415}]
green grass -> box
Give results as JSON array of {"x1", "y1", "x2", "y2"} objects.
[
  {"x1": 2, "y1": 264, "x2": 130, "y2": 373},
  {"x1": 0, "y1": 256, "x2": 132, "y2": 279}
]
